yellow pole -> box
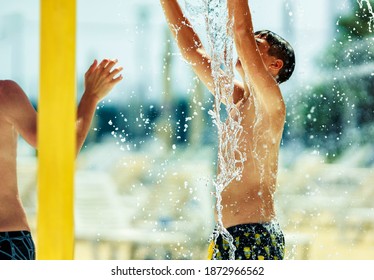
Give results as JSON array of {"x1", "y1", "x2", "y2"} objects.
[{"x1": 37, "y1": 0, "x2": 76, "y2": 259}]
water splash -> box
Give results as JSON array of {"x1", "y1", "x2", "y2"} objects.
[
  {"x1": 186, "y1": 0, "x2": 246, "y2": 259},
  {"x1": 357, "y1": 0, "x2": 374, "y2": 31}
]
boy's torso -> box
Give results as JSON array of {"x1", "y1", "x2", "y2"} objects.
[
  {"x1": 0, "y1": 114, "x2": 30, "y2": 232},
  {"x1": 220, "y1": 87, "x2": 285, "y2": 228}
]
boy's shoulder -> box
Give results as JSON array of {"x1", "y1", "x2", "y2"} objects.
[
  {"x1": 0, "y1": 80, "x2": 26, "y2": 112},
  {"x1": 0, "y1": 80, "x2": 24, "y2": 97},
  {"x1": 0, "y1": 80, "x2": 20, "y2": 95}
]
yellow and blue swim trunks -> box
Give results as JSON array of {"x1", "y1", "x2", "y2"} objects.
[{"x1": 208, "y1": 222, "x2": 285, "y2": 260}]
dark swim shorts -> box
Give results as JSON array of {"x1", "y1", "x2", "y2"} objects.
[
  {"x1": 0, "y1": 231, "x2": 35, "y2": 260},
  {"x1": 209, "y1": 222, "x2": 285, "y2": 260}
]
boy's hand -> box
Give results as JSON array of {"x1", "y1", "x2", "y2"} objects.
[{"x1": 84, "y1": 59, "x2": 123, "y2": 101}]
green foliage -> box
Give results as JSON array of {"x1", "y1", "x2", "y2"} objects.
[
  {"x1": 290, "y1": 0, "x2": 374, "y2": 160},
  {"x1": 337, "y1": 1, "x2": 374, "y2": 39}
]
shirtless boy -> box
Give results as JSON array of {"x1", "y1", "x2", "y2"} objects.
[
  {"x1": 0, "y1": 59, "x2": 123, "y2": 260},
  {"x1": 160, "y1": 0, "x2": 295, "y2": 260}
]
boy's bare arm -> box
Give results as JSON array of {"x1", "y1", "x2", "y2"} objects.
[
  {"x1": 76, "y1": 59, "x2": 123, "y2": 154},
  {"x1": 230, "y1": 0, "x2": 284, "y2": 115},
  {"x1": 160, "y1": 0, "x2": 214, "y2": 91},
  {"x1": 231, "y1": 1, "x2": 273, "y2": 87},
  {"x1": 160, "y1": 0, "x2": 244, "y2": 103}
]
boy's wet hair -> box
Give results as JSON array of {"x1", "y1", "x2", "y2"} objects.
[{"x1": 255, "y1": 30, "x2": 295, "y2": 84}]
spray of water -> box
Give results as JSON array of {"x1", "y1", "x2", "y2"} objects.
[
  {"x1": 186, "y1": 0, "x2": 246, "y2": 260},
  {"x1": 357, "y1": 0, "x2": 374, "y2": 31}
]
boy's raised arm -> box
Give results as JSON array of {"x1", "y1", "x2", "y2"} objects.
[
  {"x1": 230, "y1": 0, "x2": 276, "y2": 89},
  {"x1": 160, "y1": 0, "x2": 244, "y2": 103},
  {"x1": 229, "y1": 0, "x2": 285, "y2": 118},
  {"x1": 160, "y1": 0, "x2": 215, "y2": 92},
  {"x1": 76, "y1": 59, "x2": 123, "y2": 154}
]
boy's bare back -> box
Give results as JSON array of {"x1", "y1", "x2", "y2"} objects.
[{"x1": 0, "y1": 80, "x2": 34, "y2": 232}]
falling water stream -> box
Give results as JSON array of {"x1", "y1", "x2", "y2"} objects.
[
  {"x1": 186, "y1": 0, "x2": 246, "y2": 260},
  {"x1": 206, "y1": 0, "x2": 244, "y2": 260}
]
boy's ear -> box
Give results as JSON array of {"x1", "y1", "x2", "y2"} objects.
[{"x1": 270, "y1": 59, "x2": 284, "y2": 71}]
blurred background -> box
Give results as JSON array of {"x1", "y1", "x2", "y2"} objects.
[{"x1": 1, "y1": 0, "x2": 374, "y2": 259}]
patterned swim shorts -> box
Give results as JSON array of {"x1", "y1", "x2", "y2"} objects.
[
  {"x1": 208, "y1": 222, "x2": 285, "y2": 260},
  {"x1": 0, "y1": 231, "x2": 35, "y2": 260}
]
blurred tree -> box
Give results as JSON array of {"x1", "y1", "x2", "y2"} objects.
[{"x1": 291, "y1": 0, "x2": 374, "y2": 161}]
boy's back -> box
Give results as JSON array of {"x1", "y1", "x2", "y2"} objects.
[{"x1": 0, "y1": 80, "x2": 33, "y2": 232}]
